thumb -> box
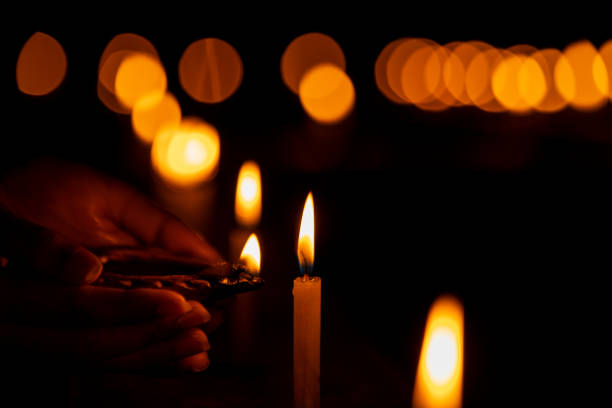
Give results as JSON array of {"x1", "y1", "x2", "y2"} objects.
[{"x1": 0, "y1": 211, "x2": 102, "y2": 284}]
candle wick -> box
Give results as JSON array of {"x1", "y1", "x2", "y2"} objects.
[{"x1": 302, "y1": 274, "x2": 309, "y2": 282}]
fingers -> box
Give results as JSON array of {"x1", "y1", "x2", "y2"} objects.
[
  {"x1": 0, "y1": 280, "x2": 193, "y2": 324},
  {"x1": 0, "y1": 212, "x2": 102, "y2": 284},
  {"x1": 0, "y1": 302, "x2": 212, "y2": 366},
  {"x1": 114, "y1": 190, "x2": 222, "y2": 262},
  {"x1": 178, "y1": 352, "x2": 210, "y2": 372},
  {"x1": 104, "y1": 328, "x2": 210, "y2": 371},
  {"x1": 84, "y1": 301, "x2": 211, "y2": 359}
]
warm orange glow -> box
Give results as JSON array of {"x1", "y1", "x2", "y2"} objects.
[
  {"x1": 97, "y1": 34, "x2": 160, "y2": 114},
  {"x1": 532, "y1": 49, "x2": 569, "y2": 113},
  {"x1": 239, "y1": 233, "x2": 261, "y2": 274},
  {"x1": 98, "y1": 34, "x2": 159, "y2": 93},
  {"x1": 179, "y1": 38, "x2": 243, "y2": 104},
  {"x1": 281, "y1": 33, "x2": 346, "y2": 95},
  {"x1": 99, "y1": 34, "x2": 158, "y2": 74},
  {"x1": 114, "y1": 53, "x2": 167, "y2": 110},
  {"x1": 465, "y1": 47, "x2": 505, "y2": 112},
  {"x1": 297, "y1": 192, "x2": 315, "y2": 274},
  {"x1": 151, "y1": 118, "x2": 220, "y2": 187},
  {"x1": 400, "y1": 42, "x2": 444, "y2": 106},
  {"x1": 386, "y1": 39, "x2": 434, "y2": 103},
  {"x1": 131, "y1": 92, "x2": 181, "y2": 144},
  {"x1": 518, "y1": 56, "x2": 547, "y2": 108},
  {"x1": 413, "y1": 295, "x2": 464, "y2": 408},
  {"x1": 492, "y1": 53, "x2": 531, "y2": 113},
  {"x1": 298, "y1": 64, "x2": 355, "y2": 124},
  {"x1": 375, "y1": 39, "x2": 409, "y2": 104},
  {"x1": 16, "y1": 32, "x2": 67, "y2": 96},
  {"x1": 443, "y1": 42, "x2": 487, "y2": 105},
  {"x1": 439, "y1": 42, "x2": 466, "y2": 107},
  {"x1": 235, "y1": 161, "x2": 262, "y2": 228},
  {"x1": 555, "y1": 41, "x2": 608, "y2": 110},
  {"x1": 601, "y1": 40, "x2": 612, "y2": 100}
]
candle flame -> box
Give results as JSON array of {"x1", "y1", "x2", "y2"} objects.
[
  {"x1": 235, "y1": 161, "x2": 262, "y2": 228},
  {"x1": 151, "y1": 117, "x2": 220, "y2": 187},
  {"x1": 297, "y1": 192, "x2": 315, "y2": 275},
  {"x1": 239, "y1": 233, "x2": 261, "y2": 274},
  {"x1": 413, "y1": 295, "x2": 464, "y2": 408}
]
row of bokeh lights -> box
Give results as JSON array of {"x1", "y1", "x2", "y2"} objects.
[
  {"x1": 15, "y1": 32, "x2": 359, "y2": 187},
  {"x1": 15, "y1": 32, "x2": 612, "y2": 186},
  {"x1": 377, "y1": 38, "x2": 612, "y2": 113}
]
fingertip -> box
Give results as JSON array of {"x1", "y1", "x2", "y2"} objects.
[
  {"x1": 178, "y1": 352, "x2": 210, "y2": 372},
  {"x1": 187, "y1": 300, "x2": 212, "y2": 323},
  {"x1": 155, "y1": 291, "x2": 191, "y2": 317},
  {"x1": 184, "y1": 328, "x2": 210, "y2": 353},
  {"x1": 64, "y1": 247, "x2": 102, "y2": 284}
]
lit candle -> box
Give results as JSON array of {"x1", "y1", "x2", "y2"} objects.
[
  {"x1": 239, "y1": 233, "x2": 261, "y2": 274},
  {"x1": 294, "y1": 192, "x2": 320, "y2": 408},
  {"x1": 230, "y1": 161, "x2": 262, "y2": 260},
  {"x1": 413, "y1": 295, "x2": 464, "y2": 408},
  {"x1": 229, "y1": 161, "x2": 262, "y2": 362}
]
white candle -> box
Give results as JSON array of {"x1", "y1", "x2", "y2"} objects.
[{"x1": 294, "y1": 192, "x2": 320, "y2": 408}]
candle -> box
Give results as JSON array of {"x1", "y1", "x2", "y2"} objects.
[
  {"x1": 294, "y1": 192, "x2": 320, "y2": 408},
  {"x1": 413, "y1": 295, "x2": 464, "y2": 408},
  {"x1": 229, "y1": 161, "x2": 262, "y2": 362},
  {"x1": 230, "y1": 160, "x2": 262, "y2": 260}
]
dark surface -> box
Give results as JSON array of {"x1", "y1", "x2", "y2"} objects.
[{"x1": 3, "y1": 12, "x2": 612, "y2": 407}]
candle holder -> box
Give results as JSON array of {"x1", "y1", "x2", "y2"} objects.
[{"x1": 93, "y1": 247, "x2": 264, "y2": 306}]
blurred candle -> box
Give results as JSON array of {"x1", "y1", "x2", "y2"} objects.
[
  {"x1": 229, "y1": 161, "x2": 262, "y2": 363},
  {"x1": 413, "y1": 295, "x2": 464, "y2": 408},
  {"x1": 230, "y1": 161, "x2": 262, "y2": 260},
  {"x1": 294, "y1": 192, "x2": 320, "y2": 408}
]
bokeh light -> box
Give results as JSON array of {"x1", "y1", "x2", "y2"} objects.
[
  {"x1": 444, "y1": 41, "x2": 488, "y2": 105},
  {"x1": 465, "y1": 47, "x2": 505, "y2": 112},
  {"x1": 531, "y1": 49, "x2": 569, "y2": 113},
  {"x1": 115, "y1": 53, "x2": 167, "y2": 109},
  {"x1": 97, "y1": 33, "x2": 160, "y2": 114},
  {"x1": 601, "y1": 40, "x2": 612, "y2": 100},
  {"x1": 386, "y1": 38, "x2": 434, "y2": 103},
  {"x1": 555, "y1": 41, "x2": 608, "y2": 110},
  {"x1": 518, "y1": 56, "x2": 547, "y2": 108},
  {"x1": 375, "y1": 39, "x2": 409, "y2": 104},
  {"x1": 179, "y1": 38, "x2": 243, "y2": 104},
  {"x1": 400, "y1": 42, "x2": 450, "y2": 111},
  {"x1": 298, "y1": 63, "x2": 355, "y2": 124},
  {"x1": 151, "y1": 118, "x2": 220, "y2": 188},
  {"x1": 131, "y1": 92, "x2": 181, "y2": 144},
  {"x1": 492, "y1": 52, "x2": 532, "y2": 113},
  {"x1": 16, "y1": 32, "x2": 67, "y2": 96},
  {"x1": 281, "y1": 33, "x2": 346, "y2": 95},
  {"x1": 235, "y1": 161, "x2": 262, "y2": 228}
]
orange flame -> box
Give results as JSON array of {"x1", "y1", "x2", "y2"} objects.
[
  {"x1": 413, "y1": 296, "x2": 464, "y2": 408},
  {"x1": 240, "y1": 233, "x2": 261, "y2": 274},
  {"x1": 297, "y1": 192, "x2": 315, "y2": 275}
]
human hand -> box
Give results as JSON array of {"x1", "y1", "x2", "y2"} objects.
[{"x1": 0, "y1": 159, "x2": 223, "y2": 371}]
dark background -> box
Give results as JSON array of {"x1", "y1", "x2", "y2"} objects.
[{"x1": 3, "y1": 10, "x2": 612, "y2": 407}]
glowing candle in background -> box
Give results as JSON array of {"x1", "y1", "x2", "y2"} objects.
[
  {"x1": 229, "y1": 161, "x2": 262, "y2": 363},
  {"x1": 413, "y1": 295, "x2": 464, "y2": 408},
  {"x1": 294, "y1": 192, "x2": 320, "y2": 408},
  {"x1": 151, "y1": 117, "x2": 220, "y2": 188},
  {"x1": 151, "y1": 117, "x2": 220, "y2": 236},
  {"x1": 230, "y1": 161, "x2": 262, "y2": 260}
]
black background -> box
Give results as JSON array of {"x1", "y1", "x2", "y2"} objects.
[{"x1": 3, "y1": 9, "x2": 612, "y2": 406}]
